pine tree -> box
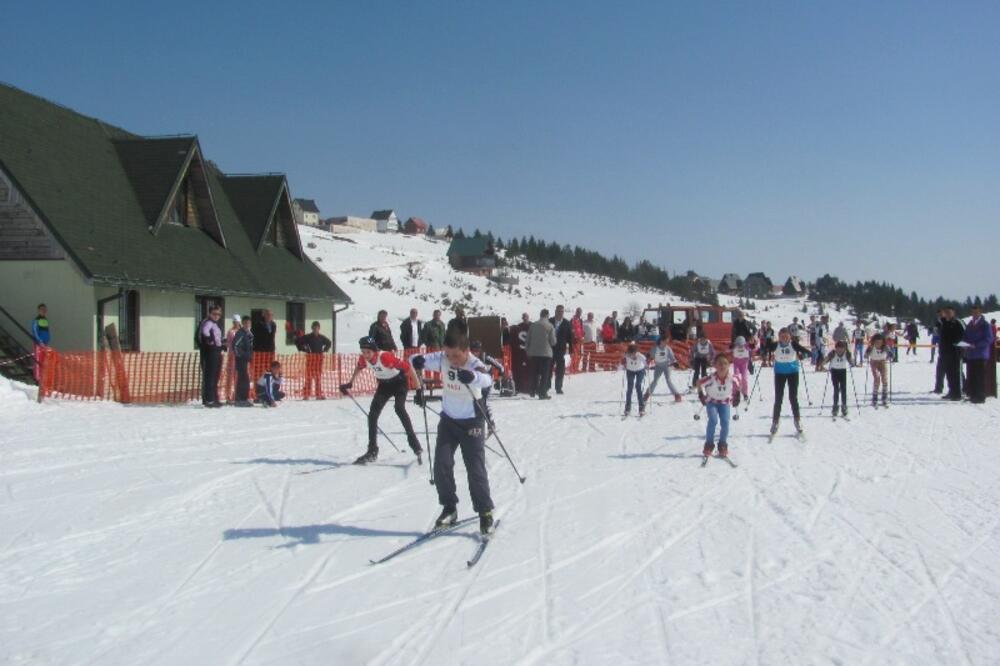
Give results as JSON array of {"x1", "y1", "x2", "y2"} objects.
[{"x1": 426, "y1": 224, "x2": 436, "y2": 237}]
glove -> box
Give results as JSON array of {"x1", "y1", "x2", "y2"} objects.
[
  {"x1": 414, "y1": 388, "x2": 424, "y2": 406},
  {"x1": 698, "y1": 393, "x2": 707, "y2": 405},
  {"x1": 733, "y1": 393, "x2": 741, "y2": 408},
  {"x1": 457, "y1": 368, "x2": 476, "y2": 384},
  {"x1": 339, "y1": 382, "x2": 352, "y2": 395},
  {"x1": 411, "y1": 355, "x2": 426, "y2": 370}
]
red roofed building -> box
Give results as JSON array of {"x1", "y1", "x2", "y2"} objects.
[{"x1": 402, "y1": 217, "x2": 428, "y2": 235}]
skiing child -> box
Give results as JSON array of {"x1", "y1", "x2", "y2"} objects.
[
  {"x1": 340, "y1": 336, "x2": 424, "y2": 464},
  {"x1": 255, "y1": 361, "x2": 285, "y2": 407},
  {"x1": 621, "y1": 343, "x2": 649, "y2": 416},
  {"x1": 730, "y1": 335, "x2": 752, "y2": 400},
  {"x1": 763, "y1": 327, "x2": 811, "y2": 436},
  {"x1": 852, "y1": 321, "x2": 866, "y2": 365},
  {"x1": 865, "y1": 333, "x2": 890, "y2": 407},
  {"x1": 818, "y1": 340, "x2": 855, "y2": 417},
  {"x1": 644, "y1": 337, "x2": 684, "y2": 403},
  {"x1": 411, "y1": 329, "x2": 497, "y2": 536},
  {"x1": 689, "y1": 333, "x2": 716, "y2": 387},
  {"x1": 697, "y1": 355, "x2": 742, "y2": 459}
]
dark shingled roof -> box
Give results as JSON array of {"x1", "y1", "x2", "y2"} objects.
[
  {"x1": 371, "y1": 209, "x2": 395, "y2": 220},
  {"x1": 0, "y1": 83, "x2": 349, "y2": 304},
  {"x1": 447, "y1": 236, "x2": 492, "y2": 257},
  {"x1": 294, "y1": 198, "x2": 319, "y2": 213}
]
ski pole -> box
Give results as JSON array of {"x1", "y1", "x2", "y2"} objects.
[
  {"x1": 848, "y1": 366, "x2": 862, "y2": 413},
  {"x1": 465, "y1": 384, "x2": 527, "y2": 484},
  {"x1": 693, "y1": 399, "x2": 705, "y2": 421},
  {"x1": 344, "y1": 391, "x2": 403, "y2": 453},
  {"x1": 418, "y1": 380, "x2": 434, "y2": 485},
  {"x1": 799, "y1": 360, "x2": 813, "y2": 406},
  {"x1": 745, "y1": 367, "x2": 763, "y2": 412},
  {"x1": 421, "y1": 400, "x2": 503, "y2": 459},
  {"x1": 888, "y1": 356, "x2": 893, "y2": 405},
  {"x1": 819, "y1": 371, "x2": 829, "y2": 411}
]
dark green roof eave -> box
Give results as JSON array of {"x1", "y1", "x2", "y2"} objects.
[{"x1": 88, "y1": 273, "x2": 351, "y2": 304}]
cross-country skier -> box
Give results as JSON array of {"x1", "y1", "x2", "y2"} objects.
[
  {"x1": 644, "y1": 337, "x2": 684, "y2": 403},
  {"x1": 818, "y1": 340, "x2": 855, "y2": 417},
  {"x1": 411, "y1": 329, "x2": 497, "y2": 537},
  {"x1": 763, "y1": 327, "x2": 811, "y2": 436},
  {"x1": 730, "y1": 335, "x2": 752, "y2": 400},
  {"x1": 340, "y1": 337, "x2": 424, "y2": 464},
  {"x1": 697, "y1": 355, "x2": 742, "y2": 459},
  {"x1": 865, "y1": 333, "x2": 890, "y2": 407},
  {"x1": 621, "y1": 343, "x2": 649, "y2": 416},
  {"x1": 689, "y1": 333, "x2": 715, "y2": 387},
  {"x1": 852, "y1": 321, "x2": 866, "y2": 365}
]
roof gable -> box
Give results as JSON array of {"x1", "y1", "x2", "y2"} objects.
[
  {"x1": 294, "y1": 198, "x2": 319, "y2": 213},
  {"x1": 371, "y1": 209, "x2": 395, "y2": 220},
  {"x1": 447, "y1": 236, "x2": 492, "y2": 257}
]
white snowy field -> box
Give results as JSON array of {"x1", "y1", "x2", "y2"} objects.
[{"x1": 3, "y1": 349, "x2": 1000, "y2": 665}]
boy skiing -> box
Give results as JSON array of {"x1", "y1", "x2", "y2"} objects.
[
  {"x1": 818, "y1": 340, "x2": 855, "y2": 417},
  {"x1": 865, "y1": 333, "x2": 890, "y2": 407},
  {"x1": 340, "y1": 337, "x2": 424, "y2": 464},
  {"x1": 621, "y1": 343, "x2": 649, "y2": 417},
  {"x1": 411, "y1": 329, "x2": 497, "y2": 537},
  {"x1": 689, "y1": 333, "x2": 715, "y2": 387},
  {"x1": 697, "y1": 355, "x2": 742, "y2": 463},
  {"x1": 644, "y1": 337, "x2": 684, "y2": 403},
  {"x1": 852, "y1": 321, "x2": 866, "y2": 366},
  {"x1": 763, "y1": 327, "x2": 811, "y2": 437},
  {"x1": 730, "y1": 336, "x2": 752, "y2": 400}
]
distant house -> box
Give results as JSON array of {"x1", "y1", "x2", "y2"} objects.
[
  {"x1": 402, "y1": 217, "x2": 428, "y2": 235},
  {"x1": 326, "y1": 216, "x2": 376, "y2": 232},
  {"x1": 0, "y1": 83, "x2": 350, "y2": 354},
  {"x1": 783, "y1": 275, "x2": 805, "y2": 296},
  {"x1": 447, "y1": 236, "x2": 496, "y2": 276},
  {"x1": 371, "y1": 209, "x2": 399, "y2": 233},
  {"x1": 744, "y1": 272, "x2": 774, "y2": 299},
  {"x1": 719, "y1": 273, "x2": 742, "y2": 294},
  {"x1": 684, "y1": 271, "x2": 718, "y2": 293},
  {"x1": 292, "y1": 199, "x2": 321, "y2": 226}
]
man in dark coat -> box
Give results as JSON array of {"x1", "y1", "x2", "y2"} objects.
[
  {"x1": 731, "y1": 311, "x2": 754, "y2": 346},
  {"x1": 962, "y1": 304, "x2": 995, "y2": 404},
  {"x1": 296, "y1": 321, "x2": 332, "y2": 399},
  {"x1": 232, "y1": 316, "x2": 254, "y2": 406},
  {"x1": 549, "y1": 304, "x2": 575, "y2": 395},
  {"x1": 399, "y1": 308, "x2": 423, "y2": 350},
  {"x1": 368, "y1": 310, "x2": 397, "y2": 351},
  {"x1": 938, "y1": 307, "x2": 965, "y2": 400}
]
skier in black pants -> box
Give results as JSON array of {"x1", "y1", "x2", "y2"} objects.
[
  {"x1": 688, "y1": 334, "x2": 715, "y2": 388},
  {"x1": 819, "y1": 340, "x2": 855, "y2": 416},
  {"x1": 412, "y1": 329, "x2": 497, "y2": 537},
  {"x1": 340, "y1": 337, "x2": 424, "y2": 464},
  {"x1": 763, "y1": 327, "x2": 811, "y2": 434}
]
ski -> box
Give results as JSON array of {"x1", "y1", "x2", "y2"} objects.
[
  {"x1": 718, "y1": 455, "x2": 738, "y2": 468},
  {"x1": 369, "y1": 516, "x2": 478, "y2": 565},
  {"x1": 467, "y1": 519, "x2": 500, "y2": 568},
  {"x1": 700, "y1": 456, "x2": 710, "y2": 467}
]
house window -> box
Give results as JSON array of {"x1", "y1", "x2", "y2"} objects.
[
  {"x1": 286, "y1": 302, "x2": 305, "y2": 344},
  {"x1": 118, "y1": 290, "x2": 140, "y2": 351},
  {"x1": 168, "y1": 177, "x2": 199, "y2": 227},
  {"x1": 194, "y1": 295, "x2": 225, "y2": 349}
]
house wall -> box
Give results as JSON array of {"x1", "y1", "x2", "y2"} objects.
[{"x1": 0, "y1": 260, "x2": 97, "y2": 351}]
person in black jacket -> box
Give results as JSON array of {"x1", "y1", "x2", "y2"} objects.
[
  {"x1": 296, "y1": 321, "x2": 332, "y2": 399},
  {"x1": 731, "y1": 312, "x2": 754, "y2": 346},
  {"x1": 368, "y1": 310, "x2": 397, "y2": 351},
  {"x1": 938, "y1": 307, "x2": 965, "y2": 400},
  {"x1": 232, "y1": 316, "x2": 254, "y2": 406},
  {"x1": 549, "y1": 304, "x2": 575, "y2": 395},
  {"x1": 399, "y1": 308, "x2": 423, "y2": 350}
]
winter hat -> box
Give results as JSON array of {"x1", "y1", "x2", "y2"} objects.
[
  {"x1": 358, "y1": 336, "x2": 378, "y2": 351},
  {"x1": 735, "y1": 336, "x2": 746, "y2": 346},
  {"x1": 232, "y1": 314, "x2": 241, "y2": 323}
]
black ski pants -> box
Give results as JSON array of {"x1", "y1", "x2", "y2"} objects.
[
  {"x1": 941, "y1": 351, "x2": 962, "y2": 399},
  {"x1": 435, "y1": 415, "x2": 494, "y2": 514},
  {"x1": 552, "y1": 351, "x2": 566, "y2": 393},
  {"x1": 200, "y1": 347, "x2": 222, "y2": 405},
  {"x1": 772, "y1": 371, "x2": 801, "y2": 420},
  {"x1": 369, "y1": 375, "x2": 419, "y2": 451},
  {"x1": 530, "y1": 356, "x2": 552, "y2": 397},
  {"x1": 966, "y1": 359, "x2": 987, "y2": 404},
  {"x1": 830, "y1": 369, "x2": 847, "y2": 409},
  {"x1": 691, "y1": 357, "x2": 710, "y2": 386},
  {"x1": 235, "y1": 357, "x2": 250, "y2": 402},
  {"x1": 625, "y1": 369, "x2": 646, "y2": 413}
]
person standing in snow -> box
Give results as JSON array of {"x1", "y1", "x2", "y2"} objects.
[
  {"x1": 852, "y1": 321, "x2": 867, "y2": 366},
  {"x1": 368, "y1": 310, "x2": 397, "y2": 351},
  {"x1": 832, "y1": 321, "x2": 849, "y2": 350},
  {"x1": 905, "y1": 321, "x2": 920, "y2": 357},
  {"x1": 30, "y1": 303, "x2": 51, "y2": 383},
  {"x1": 198, "y1": 306, "x2": 224, "y2": 408},
  {"x1": 644, "y1": 336, "x2": 683, "y2": 403},
  {"x1": 399, "y1": 308, "x2": 423, "y2": 351},
  {"x1": 340, "y1": 336, "x2": 424, "y2": 464},
  {"x1": 689, "y1": 333, "x2": 716, "y2": 387},
  {"x1": 620, "y1": 342, "x2": 649, "y2": 416},
  {"x1": 818, "y1": 340, "x2": 855, "y2": 416},
  {"x1": 730, "y1": 335, "x2": 752, "y2": 401},
  {"x1": 223, "y1": 314, "x2": 241, "y2": 402},
  {"x1": 610, "y1": 310, "x2": 621, "y2": 342},
  {"x1": 411, "y1": 330, "x2": 497, "y2": 537},
  {"x1": 938, "y1": 307, "x2": 965, "y2": 400},
  {"x1": 698, "y1": 355, "x2": 742, "y2": 460},
  {"x1": 232, "y1": 316, "x2": 254, "y2": 407},
  {"x1": 550, "y1": 305, "x2": 574, "y2": 395},
  {"x1": 582, "y1": 312, "x2": 597, "y2": 345},
  {"x1": 421, "y1": 309, "x2": 447, "y2": 349},
  {"x1": 962, "y1": 304, "x2": 995, "y2": 404},
  {"x1": 509, "y1": 312, "x2": 533, "y2": 394},
  {"x1": 600, "y1": 316, "x2": 616, "y2": 344},
  {"x1": 296, "y1": 321, "x2": 332, "y2": 400},
  {"x1": 763, "y1": 327, "x2": 811, "y2": 435},
  {"x1": 865, "y1": 333, "x2": 891, "y2": 407},
  {"x1": 731, "y1": 311, "x2": 754, "y2": 347},
  {"x1": 525, "y1": 309, "x2": 557, "y2": 399}
]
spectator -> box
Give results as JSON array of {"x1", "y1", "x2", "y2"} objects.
[
  {"x1": 500, "y1": 317, "x2": 511, "y2": 347},
  {"x1": 582, "y1": 312, "x2": 597, "y2": 344},
  {"x1": 550, "y1": 305, "x2": 574, "y2": 395},
  {"x1": 448, "y1": 305, "x2": 467, "y2": 334},
  {"x1": 930, "y1": 317, "x2": 941, "y2": 365},
  {"x1": 731, "y1": 311, "x2": 753, "y2": 346},
  {"x1": 253, "y1": 309, "x2": 277, "y2": 353},
  {"x1": 400, "y1": 308, "x2": 423, "y2": 351},
  {"x1": 198, "y1": 306, "x2": 224, "y2": 408},
  {"x1": 421, "y1": 309, "x2": 447, "y2": 349},
  {"x1": 30, "y1": 303, "x2": 50, "y2": 383},
  {"x1": 962, "y1": 304, "x2": 994, "y2": 404},
  {"x1": 570, "y1": 307, "x2": 585, "y2": 345},
  {"x1": 601, "y1": 316, "x2": 616, "y2": 344},
  {"x1": 232, "y1": 315, "x2": 254, "y2": 407},
  {"x1": 509, "y1": 312, "x2": 533, "y2": 393},
  {"x1": 832, "y1": 321, "x2": 849, "y2": 348},
  {"x1": 610, "y1": 310, "x2": 621, "y2": 342},
  {"x1": 297, "y1": 321, "x2": 331, "y2": 399},
  {"x1": 256, "y1": 361, "x2": 285, "y2": 407},
  {"x1": 938, "y1": 307, "x2": 965, "y2": 400},
  {"x1": 619, "y1": 316, "x2": 636, "y2": 342},
  {"x1": 368, "y1": 310, "x2": 397, "y2": 351},
  {"x1": 525, "y1": 308, "x2": 557, "y2": 399},
  {"x1": 905, "y1": 321, "x2": 920, "y2": 356},
  {"x1": 224, "y1": 314, "x2": 241, "y2": 402}
]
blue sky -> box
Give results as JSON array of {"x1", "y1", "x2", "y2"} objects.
[{"x1": 4, "y1": 1, "x2": 998, "y2": 299}]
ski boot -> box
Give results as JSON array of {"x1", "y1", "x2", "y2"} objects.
[
  {"x1": 794, "y1": 418, "x2": 804, "y2": 434},
  {"x1": 353, "y1": 446, "x2": 378, "y2": 465},
  {"x1": 479, "y1": 511, "x2": 495, "y2": 537},
  {"x1": 408, "y1": 436, "x2": 424, "y2": 464},
  {"x1": 841, "y1": 405, "x2": 848, "y2": 417},
  {"x1": 674, "y1": 393, "x2": 684, "y2": 403},
  {"x1": 703, "y1": 442, "x2": 715, "y2": 457},
  {"x1": 435, "y1": 506, "x2": 458, "y2": 529},
  {"x1": 831, "y1": 405, "x2": 838, "y2": 417},
  {"x1": 769, "y1": 420, "x2": 779, "y2": 436},
  {"x1": 871, "y1": 392, "x2": 878, "y2": 407},
  {"x1": 881, "y1": 391, "x2": 888, "y2": 407},
  {"x1": 643, "y1": 389, "x2": 651, "y2": 403},
  {"x1": 717, "y1": 442, "x2": 729, "y2": 458}
]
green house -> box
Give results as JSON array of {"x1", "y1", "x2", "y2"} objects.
[{"x1": 0, "y1": 83, "x2": 350, "y2": 355}]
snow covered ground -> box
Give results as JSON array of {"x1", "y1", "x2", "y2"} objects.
[{"x1": 3, "y1": 347, "x2": 1000, "y2": 664}]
